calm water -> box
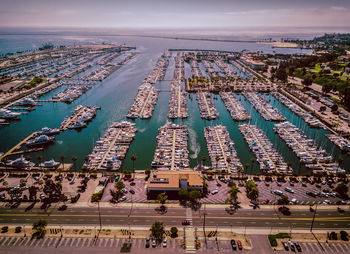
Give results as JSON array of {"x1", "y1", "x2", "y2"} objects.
[{"x1": 0, "y1": 33, "x2": 349, "y2": 174}]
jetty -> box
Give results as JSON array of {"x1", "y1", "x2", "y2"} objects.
[
  {"x1": 152, "y1": 122, "x2": 189, "y2": 170},
  {"x1": 220, "y1": 92, "x2": 251, "y2": 121},
  {"x1": 86, "y1": 121, "x2": 137, "y2": 171},
  {"x1": 204, "y1": 125, "x2": 242, "y2": 173},
  {"x1": 0, "y1": 132, "x2": 38, "y2": 160},
  {"x1": 196, "y1": 92, "x2": 219, "y2": 120},
  {"x1": 274, "y1": 122, "x2": 344, "y2": 174},
  {"x1": 243, "y1": 92, "x2": 286, "y2": 121},
  {"x1": 60, "y1": 105, "x2": 99, "y2": 130},
  {"x1": 127, "y1": 83, "x2": 158, "y2": 119},
  {"x1": 239, "y1": 124, "x2": 290, "y2": 174}
]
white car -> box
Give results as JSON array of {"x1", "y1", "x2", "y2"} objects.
[
  {"x1": 162, "y1": 238, "x2": 167, "y2": 247},
  {"x1": 120, "y1": 196, "x2": 127, "y2": 201},
  {"x1": 211, "y1": 189, "x2": 218, "y2": 195},
  {"x1": 323, "y1": 199, "x2": 331, "y2": 204},
  {"x1": 290, "y1": 198, "x2": 297, "y2": 204}
]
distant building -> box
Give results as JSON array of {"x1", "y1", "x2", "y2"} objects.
[
  {"x1": 240, "y1": 55, "x2": 266, "y2": 70},
  {"x1": 147, "y1": 170, "x2": 203, "y2": 198}
]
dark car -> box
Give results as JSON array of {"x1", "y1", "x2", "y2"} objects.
[
  {"x1": 294, "y1": 241, "x2": 302, "y2": 252},
  {"x1": 128, "y1": 178, "x2": 134, "y2": 182},
  {"x1": 231, "y1": 240, "x2": 237, "y2": 250},
  {"x1": 130, "y1": 182, "x2": 136, "y2": 186},
  {"x1": 145, "y1": 237, "x2": 150, "y2": 248},
  {"x1": 115, "y1": 175, "x2": 120, "y2": 181},
  {"x1": 129, "y1": 189, "x2": 135, "y2": 194},
  {"x1": 182, "y1": 220, "x2": 190, "y2": 225},
  {"x1": 306, "y1": 191, "x2": 316, "y2": 197},
  {"x1": 282, "y1": 242, "x2": 289, "y2": 251},
  {"x1": 278, "y1": 206, "x2": 291, "y2": 216},
  {"x1": 237, "y1": 240, "x2": 242, "y2": 250},
  {"x1": 288, "y1": 241, "x2": 295, "y2": 252}
]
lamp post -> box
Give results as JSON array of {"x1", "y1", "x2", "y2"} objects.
[{"x1": 203, "y1": 204, "x2": 207, "y2": 248}]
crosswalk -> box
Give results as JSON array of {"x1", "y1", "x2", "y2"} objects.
[{"x1": 0, "y1": 236, "x2": 179, "y2": 249}]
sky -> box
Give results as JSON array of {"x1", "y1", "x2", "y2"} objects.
[{"x1": 0, "y1": 0, "x2": 350, "y2": 29}]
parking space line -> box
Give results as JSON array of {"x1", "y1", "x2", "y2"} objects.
[
  {"x1": 114, "y1": 239, "x2": 120, "y2": 247},
  {"x1": 2, "y1": 237, "x2": 11, "y2": 246},
  {"x1": 337, "y1": 243, "x2": 347, "y2": 252},
  {"x1": 23, "y1": 237, "x2": 31, "y2": 246},
  {"x1": 29, "y1": 239, "x2": 37, "y2": 247}
]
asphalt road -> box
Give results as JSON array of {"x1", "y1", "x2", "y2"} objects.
[{"x1": 0, "y1": 205, "x2": 349, "y2": 229}]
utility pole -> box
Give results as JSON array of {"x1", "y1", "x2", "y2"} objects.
[
  {"x1": 310, "y1": 203, "x2": 318, "y2": 232},
  {"x1": 203, "y1": 204, "x2": 207, "y2": 248}
]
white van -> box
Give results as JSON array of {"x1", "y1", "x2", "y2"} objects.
[{"x1": 274, "y1": 190, "x2": 283, "y2": 196}]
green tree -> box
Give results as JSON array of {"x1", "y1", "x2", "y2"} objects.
[
  {"x1": 60, "y1": 155, "x2": 65, "y2": 170},
  {"x1": 170, "y1": 227, "x2": 178, "y2": 238},
  {"x1": 275, "y1": 68, "x2": 288, "y2": 82},
  {"x1": 32, "y1": 219, "x2": 48, "y2": 239},
  {"x1": 115, "y1": 181, "x2": 125, "y2": 193},
  {"x1": 178, "y1": 188, "x2": 189, "y2": 201},
  {"x1": 150, "y1": 221, "x2": 165, "y2": 241},
  {"x1": 157, "y1": 192, "x2": 168, "y2": 206},
  {"x1": 302, "y1": 77, "x2": 313, "y2": 87},
  {"x1": 335, "y1": 183, "x2": 349, "y2": 198},
  {"x1": 189, "y1": 190, "x2": 202, "y2": 201},
  {"x1": 245, "y1": 181, "x2": 259, "y2": 201},
  {"x1": 277, "y1": 195, "x2": 289, "y2": 206}
]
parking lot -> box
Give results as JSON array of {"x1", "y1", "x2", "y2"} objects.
[
  {"x1": 201, "y1": 180, "x2": 230, "y2": 204},
  {"x1": 277, "y1": 242, "x2": 350, "y2": 253},
  {"x1": 250, "y1": 178, "x2": 346, "y2": 205}
]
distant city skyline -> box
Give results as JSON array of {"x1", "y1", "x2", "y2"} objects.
[{"x1": 0, "y1": 0, "x2": 350, "y2": 28}]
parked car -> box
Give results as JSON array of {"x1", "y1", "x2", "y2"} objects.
[
  {"x1": 306, "y1": 191, "x2": 316, "y2": 197},
  {"x1": 115, "y1": 175, "x2": 120, "y2": 181},
  {"x1": 130, "y1": 182, "x2": 136, "y2": 186},
  {"x1": 120, "y1": 196, "x2": 127, "y2": 201},
  {"x1": 129, "y1": 190, "x2": 135, "y2": 194},
  {"x1": 162, "y1": 238, "x2": 167, "y2": 247},
  {"x1": 294, "y1": 241, "x2": 302, "y2": 252},
  {"x1": 128, "y1": 178, "x2": 134, "y2": 182},
  {"x1": 290, "y1": 198, "x2": 297, "y2": 204},
  {"x1": 182, "y1": 220, "x2": 190, "y2": 225},
  {"x1": 288, "y1": 241, "x2": 295, "y2": 252},
  {"x1": 237, "y1": 240, "x2": 242, "y2": 250},
  {"x1": 122, "y1": 188, "x2": 128, "y2": 194},
  {"x1": 145, "y1": 237, "x2": 150, "y2": 248},
  {"x1": 231, "y1": 240, "x2": 237, "y2": 250},
  {"x1": 211, "y1": 189, "x2": 219, "y2": 195},
  {"x1": 282, "y1": 241, "x2": 289, "y2": 251},
  {"x1": 123, "y1": 176, "x2": 130, "y2": 181},
  {"x1": 274, "y1": 190, "x2": 283, "y2": 196},
  {"x1": 285, "y1": 187, "x2": 294, "y2": 193},
  {"x1": 152, "y1": 238, "x2": 157, "y2": 248}
]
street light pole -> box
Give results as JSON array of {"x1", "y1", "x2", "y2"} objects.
[
  {"x1": 310, "y1": 203, "x2": 318, "y2": 232},
  {"x1": 203, "y1": 204, "x2": 207, "y2": 248}
]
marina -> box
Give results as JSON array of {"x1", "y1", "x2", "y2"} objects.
[
  {"x1": 243, "y1": 92, "x2": 286, "y2": 121},
  {"x1": 168, "y1": 80, "x2": 188, "y2": 119},
  {"x1": 151, "y1": 122, "x2": 189, "y2": 170},
  {"x1": 85, "y1": 121, "x2": 137, "y2": 171},
  {"x1": 239, "y1": 124, "x2": 290, "y2": 175},
  {"x1": 274, "y1": 121, "x2": 345, "y2": 175},
  {"x1": 127, "y1": 83, "x2": 159, "y2": 119},
  {"x1": 326, "y1": 134, "x2": 350, "y2": 152},
  {"x1": 272, "y1": 91, "x2": 324, "y2": 128},
  {"x1": 196, "y1": 91, "x2": 219, "y2": 120},
  {"x1": 47, "y1": 85, "x2": 92, "y2": 103},
  {"x1": 220, "y1": 92, "x2": 251, "y2": 121},
  {"x1": 204, "y1": 125, "x2": 242, "y2": 173}
]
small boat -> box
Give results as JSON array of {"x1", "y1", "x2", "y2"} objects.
[
  {"x1": 38, "y1": 127, "x2": 60, "y2": 136},
  {"x1": 68, "y1": 121, "x2": 86, "y2": 129},
  {"x1": 39, "y1": 159, "x2": 60, "y2": 169}
]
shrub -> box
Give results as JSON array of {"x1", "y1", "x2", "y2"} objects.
[
  {"x1": 340, "y1": 231, "x2": 348, "y2": 241},
  {"x1": 1, "y1": 226, "x2": 8, "y2": 233},
  {"x1": 120, "y1": 242, "x2": 132, "y2": 253},
  {"x1": 91, "y1": 188, "x2": 104, "y2": 202},
  {"x1": 170, "y1": 227, "x2": 178, "y2": 238},
  {"x1": 15, "y1": 226, "x2": 22, "y2": 233},
  {"x1": 268, "y1": 233, "x2": 290, "y2": 247}
]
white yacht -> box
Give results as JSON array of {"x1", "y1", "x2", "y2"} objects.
[
  {"x1": 16, "y1": 97, "x2": 37, "y2": 106},
  {"x1": 0, "y1": 108, "x2": 20, "y2": 119},
  {"x1": 27, "y1": 135, "x2": 55, "y2": 147},
  {"x1": 8, "y1": 155, "x2": 35, "y2": 169},
  {"x1": 39, "y1": 159, "x2": 60, "y2": 169}
]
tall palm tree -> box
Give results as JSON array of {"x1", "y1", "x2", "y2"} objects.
[
  {"x1": 37, "y1": 155, "x2": 43, "y2": 171},
  {"x1": 226, "y1": 157, "x2": 232, "y2": 175},
  {"x1": 60, "y1": 155, "x2": 65, "y2": 170},
  {"x1": 71, "y1": 156, "x2": 77, "y2": 172},
  {"x1": 131, "y1": 155, "x2": 136, "y2": 173},
  {"x1": 250, "y1": 158, "x2": 256, "y2": 175},
  {"x1": 201, "y1": 156, "x2": 207, "y2": 170},
  {"x1": 244, "y1": 163, "x2": 250, "y2": 175},
  {"x1": 215, "y1": 155, "x2": 220, "y2": 170}
]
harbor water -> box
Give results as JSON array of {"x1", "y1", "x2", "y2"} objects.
[{"x1": 0, "y1": 33, "x2": 349, "y2": 174}]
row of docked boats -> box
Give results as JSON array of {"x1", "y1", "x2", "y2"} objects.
[
  {"x1": 82, "y1": 64, "x2": 119, "y2": 81},
  {"x1": 60, "y1": 105, "x2": 100, "y2": 130},
  {"x1": 127, "y1": 83, "x2": 158, "y2": 119},
  {"x1": 52, "y1": 85, "x2": 92, "y2": 103},
  {"x1": 243, "y1": 92, "x2": 286, "y2": 121},
  {"x1": 174, "y1": 52, "x2": 185, "y2": 80},
  {"x1": 274, "y1": 122, "x2": 345, "y2": 174},
  {"x1": 326, "y1": 134, "x2": 350, "y2": 152},
  {"x1": 168, "y1": 80, "x2": 188, "y2": 119},
  {"x1": 239, "y1": 124, "x2": 291, "y2": 174},
  {"x1": 85, "y1": 121, "x2": 137, "y2": 171},
  {"x1": 1, "y1": 155, "x2": 61, "y2": 170},
  {"x1": 202, "y1": 60, "x2": 219, "y2": 78},
  {"x1": 220, "y1": 92, "x2": 251, "y2": 121},
  {"x1": 215, "y1": 60, "x2": 236, "y2": 77},
  {"x1": 196, "y1": 91, "x2": 219, "y2": 120},
  {"x1": 204, "y1": 125, "x2": 242, "y2": 173},
  {"x1": 143, "y1": 52, "x2": 170, "y2": 84},
  {"x1": 190, "y1": 59, "x2": 202, "y2": 78},
  {"x1": 272, "y1": 92, "x2": 324, "y2": 128},
  {"x1": 152, "y1": 122, "x2": 189, "y2": 170}
]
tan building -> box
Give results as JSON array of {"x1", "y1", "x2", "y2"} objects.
[{"x1": 147, "y1": 170, "x2": 203, "y2": 198}]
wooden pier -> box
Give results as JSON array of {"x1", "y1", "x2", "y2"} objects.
[
  {"x1": 0, "y1": 132, "x2": 38, "y2": 160},
  {"x1": 60, "y1": 107, "x2": 87, "y2": 130}
]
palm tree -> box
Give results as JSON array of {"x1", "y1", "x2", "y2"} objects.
[
  {"x1": 131, "y1": 154, "x2": 136, "y2": 173},
  {"x1": 1, "y1": 157, "x2": 8, "y2": 170},
  {"x1": 215, "y1": 155, "x2": 220, "y2": 170},
  {"x1": 201, "y1": 156, "x2": 207, "y2": 170},
  {"x1": 250, "y1": 158, "x2": 256, "y2": 174},
  {"x1": 71, "y1": 156, "x2": 77, "y2": 172},
  {"x1": 60, "y1": 155, "x2": 65, "y2": 170},
  {"x1": 244, "y1": 163, "x2": 250, "y2": 175},
  {"x1": 226, "y1": 157, "x2": 232, "y2": 175},
  {"x1": 37, "y1": 155, "x2": 43, "y2": 171}
]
